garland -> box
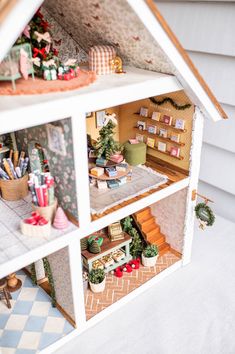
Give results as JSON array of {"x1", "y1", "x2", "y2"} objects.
[
  {"x1": 149, "y1": 97, "x2": 191, "y2": 110},
  {"x1": 195, "y1": 202, "x2": 215, "y2": 229},
  {"x1": 30, "y1": 257, "x2": 56, "y2": 307}
]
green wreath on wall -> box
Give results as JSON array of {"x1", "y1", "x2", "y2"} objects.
[
  {"x1": 149, "y1": 97, "x2": 191, "y2": 110},
  {"x1": 195, "y1": 202, "x2": 215, "y2": 229}
]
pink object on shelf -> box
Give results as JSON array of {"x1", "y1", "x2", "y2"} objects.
[
  {"x1": 53, "y1": 207, "x2": 69, "y2": 230},
  {"x1": 128, "y1": 139, "x2": 139, "y2": 144},
  {"x1": 109, "y1": 154, "x2": 123, "y2": 164}
]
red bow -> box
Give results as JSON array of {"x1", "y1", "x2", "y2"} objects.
[
  {"x1": 41, "y1": 20, "x2": 50, "y2": 31},
  {"x1": 24, "y1": 211, "x2": 48, "y2": 226},
  {"x1": 33, "y1": 47, "x2": 47, "y2": 59},
  {"x1": 36, "y1": 9, "x2": 44, "y2": 19}
]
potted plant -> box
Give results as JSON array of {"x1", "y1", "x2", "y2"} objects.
[
  {"x1": 141, "y1": 244, "x2": 158, "y2": 267},
  {"x1": 88, "y1": 268, "x2": 106, "y2": 293}
]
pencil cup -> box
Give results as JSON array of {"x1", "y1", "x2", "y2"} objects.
[
  {"x1": 0, "y1": 174, "x2": 29, "y2": 201},
  {"x1": 32, "y1": 198, "x2": 58, "y2": 223}
]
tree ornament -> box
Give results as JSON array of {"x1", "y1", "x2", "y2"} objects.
[
  {"x1": 195, "y1": 202, "x2": 215, "y2": 229},
  {"x1": 53, "y1": 207, "x2": 69, "y2": 229}
]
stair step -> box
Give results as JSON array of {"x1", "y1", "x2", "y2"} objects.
[
  {"x1": 146, "y1": 231, "x2": 165, "y2": 244},
  {"x1": 139, "y1": 215, "x2": 155, "y2": 227},
  {"x1": 158, "y1": 243, "x2": 170, "y2": 256},
  {"x1": 135, "y1": 207, "x2": 151, "y2": 221},
  {"x1": 142, "y1": 221, "x2": 159, "y2": 234}
]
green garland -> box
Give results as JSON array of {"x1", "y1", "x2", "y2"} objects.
[
  {"x1": 195, "y1": 202, "x2": 215, "y2": 227},
  {"x1": 30, "y1": 257, "x2": 56, "y2": 307},
  {"x1": 149, "y1": 97, "x2": 191, "y2": 110}
]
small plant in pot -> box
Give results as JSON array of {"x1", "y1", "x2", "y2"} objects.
[
  {"x1": 142, "y1": 244, "x2": 159, "y2": 267},
  {"x1": 88, "y1": 268, "x2": 106, "y2": 293}
]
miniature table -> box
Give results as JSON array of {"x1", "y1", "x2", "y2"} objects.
[{"x1": 81, "y1": 233, "x2": 132, "y2": 273}]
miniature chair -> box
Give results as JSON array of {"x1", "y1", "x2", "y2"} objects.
[
  {"x1": 123, "y1": 141, "x2": 147, "y2": 165},
  {"x1": 0, "y1": 278, "x2": 12, "y2": 309}
]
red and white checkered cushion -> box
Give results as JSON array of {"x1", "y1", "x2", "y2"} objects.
[{"x1": 88, "y1": 45, "x2": 116, "y2": 75}]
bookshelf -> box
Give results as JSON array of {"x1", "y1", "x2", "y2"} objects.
[
  {"x1": 133, "y1": 127, "x2": 185, "y2": 147},
  {"x1": 134, "y1": 113, "x2": 187, "y2": 133},
  {"x1": 147, "y1": 146, "x2": 184, "y2": 160}
]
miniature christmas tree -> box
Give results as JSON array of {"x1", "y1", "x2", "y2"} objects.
[
  {"x1": 53, "y1": 207, "x2": 69, "y2": 230},
  {"x1": 15, "y1": 8, "x2": 59, "y2": 77},
  {"x1": 89, "y1": 240, "x2": 101, "y2": 254},
  {"x1": 95, "y1": 119, "x2": 120, "y2": 160}
]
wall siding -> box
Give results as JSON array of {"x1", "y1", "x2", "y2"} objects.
[{"x1": 156, "y1": 1, "x2": 235, "y2": 222}]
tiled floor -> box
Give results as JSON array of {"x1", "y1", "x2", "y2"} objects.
[
  {"x1": 0, "y1": 195, "x2": 77, "y2": 266},
  {"x1": 0, "y1": 270, "x2": 74, "y2": 353},
  {"x1": 85, "y1": 251, "x2": 181, "y2": 320}
]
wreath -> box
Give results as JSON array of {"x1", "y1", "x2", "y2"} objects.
[{"x1": 195, "y1": 202, "x2": 215, "y2": 229}]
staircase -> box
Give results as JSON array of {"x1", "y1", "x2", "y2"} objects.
[{"x1": 133, "y1": 207, "x2": 170, "y2": 256}]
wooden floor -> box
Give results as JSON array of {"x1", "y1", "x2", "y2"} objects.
[{"x1": 91, "y1": 156, "x2": 188, "y2": 221}]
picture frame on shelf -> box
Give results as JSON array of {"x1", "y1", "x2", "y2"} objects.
[
  {"x1": 147, "y1": 124, "x2": 157, "y2": 134},
  {"x1": 170, "y1": 146, "x2": 180, "y2": 157},
  {"x1": 96, "y1": 110, "x2": 106, "y2": 128},
  {"x1": 137, "y1": 120, "x2": 146, "y2": 131},
  {"x1": 170, "y1": 133, "x2": 180, "y2": 143},
  {"x1": 162, "y1": 115, "x2": 172, "y2": 125},
  {"x1": 157, "y1": 141, "x2": 167, "y2": 152},
  {"x1": 46, "y1": 123, "x2": 67, "y2": 156},
  {"x1": 159, "y1": 128, "x2": 167, "y2": 138},
  {"x1": 146, "y1": 137, "x2": 155, "y2": 148},
  {"x1": 136, "y1": 133, "x2": 145, "y2": 143},
  {"x1": 139, "y1": 107, "x2": 148, "y2": 117},
  {"x1": 175, "y1": 118, "x2": 185, "y2": 130},
  {"x1": 152, "y1": 111, "x2": 161, "y2": 121}
]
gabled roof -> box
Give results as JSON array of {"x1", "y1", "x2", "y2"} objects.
[{"x1": 0, "y1": 0, "x2": 227, "y2": 121}]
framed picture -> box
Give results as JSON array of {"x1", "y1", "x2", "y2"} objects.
[
  {"x1": 159, "y1": 128, "x2": 167, "y2": 138},
  {"x1": 170, "y1": 146, "x2": 180, "y2": 157},
  {"x1": 139, "y1": 107, "x2": 148, "y2": 117},
  {"x1": 96, "y1": 110, "x2": 106, "y2": 128},
  {"x1": 171, "y1": 133, "x2": 180, "y2": 143},
  {"x1": 152, "y1": 111, "x2": 161, "y2": 121},
  {"x1": 136, "y1": 133, "x2": 145, "y2": 142},
  {"x1": 175, "y1": 118, "x2": 185, "y2": 130},
  {"x1": 46, "y1": 124, "x2": 67, "y2": 156},
  {"x1": 157, "y1": 141, "x2": 167, "y2": 152},
  {"x1": 137, "y1": 120, "x2": 146, "y2": 130},
  {"x1": 146, "y1": 137, "x2": 155, "y2": 148},
  {"x1": 162, "y1": 115, "x2": 172, "y2": 125},
  {"x1": 147, "y1": 124, "x2": 157, "y2": 134}
]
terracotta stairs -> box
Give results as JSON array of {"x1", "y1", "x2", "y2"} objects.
[{"x1": 133, "y1": 207, "x2": 170, "y2": 256}]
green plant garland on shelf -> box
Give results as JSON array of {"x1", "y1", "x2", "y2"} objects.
[
  {"x1": 30, "y1": 257, "x2": 56, "y2": 307},
  {"x1": 195, "y1": 202, "x2": 215, "y2": 228},
  {"x1": 149, "y1": 97, "x2": 191, "y2": 110}
]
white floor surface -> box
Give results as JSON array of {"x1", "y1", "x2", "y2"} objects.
[{"x1": 56, "y1": 215, "x2": 235, "y2": 354}]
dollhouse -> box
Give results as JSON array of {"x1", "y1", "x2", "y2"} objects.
[{"x1": 0, "y1": 0, "x2": 227, "y2": 353}]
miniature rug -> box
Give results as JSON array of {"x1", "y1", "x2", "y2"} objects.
[
  {"x1": 90, "y1": 165, "x2": 168, "y2": 215},
  {"x1": 0, "y1": 70, "x2": 96, "y2": 95}
]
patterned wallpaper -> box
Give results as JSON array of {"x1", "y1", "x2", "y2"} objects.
[
  {"x1": 151, "y1": 188, "x2": 187, "y2": 253},
  {"x1": 43, "y1": 0, "x2": 175, "y2": 74},
  {"x1": 16, "y1": 118, "x2": 78, "y2": 220},
  {"x1": 48, "y1": 247, "x2": 75, "y2": 321}
]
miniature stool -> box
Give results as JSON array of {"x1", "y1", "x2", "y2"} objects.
[
  {"x1": 123, "y1": 141, "x2": 147, "y2": 165},
  {"x1": 0, "y1": 278, "x2": 12, "y2": 309}
]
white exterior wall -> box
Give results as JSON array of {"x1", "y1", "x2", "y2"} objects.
[{"x1": 156, "y1": 1, "x2": 235, "y2": 222}]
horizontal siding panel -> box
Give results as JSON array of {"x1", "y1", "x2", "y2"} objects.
[
  {"x1": 203, "y1": 104, "x2": 235, "y2": 153},
  {"x1": 200, "y1": 143, "x2": 235, "y2": 195},
  {"x1": 198, "y1": 181, "x2": 235, "y2": 223},
  {"x1": 187, "y1": 52, "x2": 235, "y2": 106},
  {"x1": 156, "y1": 2, "x2": 235, "y2": 56}
]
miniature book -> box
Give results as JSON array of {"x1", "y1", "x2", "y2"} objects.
[
  {"x1": 152, "y1": 111, "x2": 161, "y2": 121},
  {"x1": 170, "y1": 146, "x2": 180, "y2": 157},
  {"x1": 158, "y1": 141, "x2": 167, "y2": 152},
  {"x1": 139, "y1": 107, "x2": 148, "y2": 117},
  {"x1": 162, "y1": 115, "x2": 172, "y2": 125},
  {"x1": 147, "y1": 125, "x2": 157, "y2": 134},
  {"x1": 175, "y1": 118, "x2": 185, "y2": 130},
  {"x1": 136, "y1": 133, "x2": 144, "y2": 142},
  {"x1": 90, "y1": 166, "x2": 104, "y2": 177},
  {"x1": 147, "y1": 137, "x2": 155, "y2": 148},
  {"x1": 159, "y1": 128, "x2": 167, "y2": 138},
  {"x1": 137, "y1": 121, "x2": 146, "y2": 130},
  {"x1": 170, "y1": 133, "x2": 180, "y2": 143}
]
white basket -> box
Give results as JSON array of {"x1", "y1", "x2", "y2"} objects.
[
  {"x1": 20, "y1": 220, "x2": 51, "y2": 237},
  {"x1": 89, "y1": 278, "x2": 106, "y2": 293}
]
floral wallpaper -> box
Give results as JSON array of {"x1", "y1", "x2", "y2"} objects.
[
  {"x1": 16, "y1": 117, "x2": 78, "y2": 220},
  {"x1": 151, "y1": 188, "x2": 187, "y2": 253},
  {"x1": 43, "y1": 0, "x2": 175, "y2": 74},
  {"x1": 48, "y1": 247, "x2": 75, "y2": 322}
]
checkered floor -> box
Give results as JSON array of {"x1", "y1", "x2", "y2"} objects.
[{"x1": 0, "y1": 270, "x2": 74, "y2": 353}]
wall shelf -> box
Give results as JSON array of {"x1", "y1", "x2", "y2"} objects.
[
  {"x1": 134, "y1": 113, "x2": 187, "y2": 133},
  {"x1": 147, "y1": 145, "x2": 184, "y2": 160},
  {"x1": 134, "y1": 127, "x2": 185, "y2": 147}
]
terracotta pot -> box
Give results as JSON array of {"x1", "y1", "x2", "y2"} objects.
[
  {"x1": 89, "y1": 277, "x2": 106, "y2": 293},
  {"x1": 141, "y1": 253, "x2": 158, "y2": 267}
]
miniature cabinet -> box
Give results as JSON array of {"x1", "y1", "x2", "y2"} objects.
[{"x1": 0, "y1": 0, "x2": 226, "y2": 353}]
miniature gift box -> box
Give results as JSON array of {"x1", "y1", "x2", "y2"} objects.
[
  {"x1": 90, "y1": 167, "x2": 104, "y2": 177},
  {"x1": 112, "y1": 249, "x2": 125, "y2": 262},
  {"x1": 92, "y1": 260, "x2": 104, "y2": 270},
  {"x1": 97, "y1": 180, "x2": 108, "y2": 189},
  {"x1": 108, "y1": 222, "x2": 124, "y2": 241},
  {"x1": 96, "y1": 158, "x2": 107, "y2": 166},
  {"x1": 89, "y1": 45, "x2": 116, "y2": 75},
  {"x1": 109, "y1": 154, "x2": 123, "y2": 164},
  {"x1": 117, "y1": 176, "x2": 127, "y2": 186},
  {"x1": 107, "y1": 180, "x2": 119, "y2": 189},
  {"x1": 101, "y1": 254, "x2": 114, "y2": 268},
  {"x1": 116, "y1": 163, "x2": 128, "y2": 172},
  {"x1": 105, "y1": 167, "x2": 117, "y2": 178}
]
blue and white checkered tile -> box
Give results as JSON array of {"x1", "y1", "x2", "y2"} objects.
[{"x1": 0, "y1": 272, "x2": 74, "y2": 353}]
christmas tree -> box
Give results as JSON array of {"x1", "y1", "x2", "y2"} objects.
[
  {"x1": 15, "y1": 8, "x2": 59, "y2": 77},
  {"x1": 95, "y1": 119, "x2": 120, "y2": 159}
]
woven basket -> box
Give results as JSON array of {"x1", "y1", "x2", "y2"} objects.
[
  {"x1": 32, "y1": 198, "x2": 58, "y2": 223},
  {"x1": 0, "y1": 174, "x2": 28, "y2": 201},
  {"x1": 20, "y1": 220, "x2": 51, "y2": 237}
]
